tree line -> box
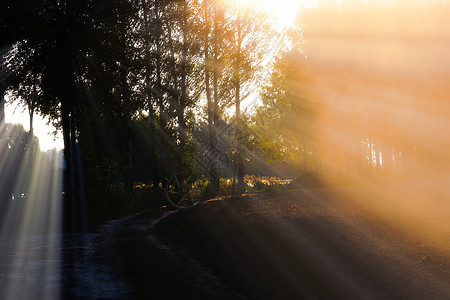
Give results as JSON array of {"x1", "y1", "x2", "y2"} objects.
[
  {"x1": 255, "y1": 0, "x2": 450, "y2": 184},
  {"x1": 3, "y1": 0, "x2": 443, "y2": 225},
  {"x1": 0, "y1": 0, "x2": 282, "y2": 224}
]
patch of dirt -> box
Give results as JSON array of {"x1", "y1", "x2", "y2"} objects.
[
  {"x1": 152, "y1": 190, "x2": 450, "y2": 299},
  {"x1": 59, "y1": 187, "x2": 450, "y2": 299},
  {"x1": 62, "y1": 209, "x2": 242, "y2": 299}
]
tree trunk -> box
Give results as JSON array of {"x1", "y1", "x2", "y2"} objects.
[
  {"x1": 0, "y1": 85, "x2": 5, "y2": 130},
  {"x1": 235, "y1": 6, "x2": 245, "y2": 194},
  {"x1": 146, "y1": 89, "x2": 159, "y2": 185},
  {"x1": 167, "y1": 23, "x2": 178, "y2": 182},
  {"x1": 142, "y1": 0, "x2": 161, "y2": 187},
  {"x1": 0, "y1": 85, "x2": 10, "y2": 207},
  {"x1": 155, "y1": 0, "x2": 164, "y2": 130},
  {"x1": 61, "y1": 100, "x2": 74, "y2": 201},
  {"x1": 28, "y1": 102, "x2": 34, "y2": 169},
  {"x1": 118, "y1": 3, "x2": 133, "y2": 195},
  {"x1": 28, "y1": 73, "x2": 37, "y2": 164},
  {"x1": 212, "y1": 0, "x2": 220, "y2": 191},
  {"x1": 179, "y1": 0, "x2": 188, "y2": 163},
  {"x1": 204, "y1": 0, "x2": 218, "y2": 191},
  {"x1": 121, "y1": 65, "x2": 133, "y2": 195},
  {"x1": 204, "y1": 0, "x2": 212, "y2": 145},
  {"x1": 58, "y1": 46, "x2": 77, "y2": 231},
  {"x1": 154, "y1": 0, "x2": 164, "y2": 187}
]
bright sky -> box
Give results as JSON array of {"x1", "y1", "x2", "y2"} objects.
[
  {"x1": 5, "y1": 98, "x2": 64, "y2": 151},
  {"x1": 243, "y1": 0, "x2": 315, "y2": 29}
]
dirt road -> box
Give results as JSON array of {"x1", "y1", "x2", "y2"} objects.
[
  {"x1": 15, "y1": 187, "x2": 446, "y2": 298},
  {"x1": 152, "y1": 189, "x2": 450, "y2": 299}
]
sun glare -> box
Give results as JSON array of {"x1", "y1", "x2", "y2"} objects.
[
  {"x1": 238, "y1": 0, "x2": 314, "y2": 29},
  {"x1": 300, "y1": 0, "x2": 450, "y2": 250}
]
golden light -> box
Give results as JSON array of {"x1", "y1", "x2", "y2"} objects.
[
  {"x1": 0, "y1": 121, "x2": 63, "y2": 299},
  {"x1": 299, "y1": 0, "x2": 450, "y2": 252},
  {"x1": 236, "y1": 0, "x2": 314, "y2": 29}
]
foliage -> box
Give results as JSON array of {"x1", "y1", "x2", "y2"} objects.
[
  {"x1": 244, "y1": 174, "x2": 288, "y2": 193},
  {"x1": 252, "y1": 37, "x2": 320, "y2": 171},
  {"x1": 1, "y1": 0, "x2": 280, "y2": 222}
]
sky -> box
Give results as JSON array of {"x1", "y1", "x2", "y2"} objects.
[
  {"x1": 246, "y1": 0, "x2": 306, "y2": 29},
  {"x1": 5, "y1": 99, "x2": 64, "y2": 151}
]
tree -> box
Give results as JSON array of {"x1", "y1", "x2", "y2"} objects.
[
  {"x1": 227, "y1": 2, "x2": 271, "y2": 193},
  {"x1": 202, "y1": 0, "x2": 228, "y2": 191},
  {"x1": 253, "y1": 34, "x2": 319, "y2": 172},
  {"x1": 203, "y1": 0, "x2": 215, "y2": 188},
  {"x1": 1, "y1": 0, "x2": 283, "y2": 219},
  {"x1": 0, "y1": 0, "x2": 143, "y2": 223}
]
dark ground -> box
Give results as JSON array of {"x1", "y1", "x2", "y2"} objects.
[{"x1": 59, "y1": 186, "x2": 450, "y2": 299}]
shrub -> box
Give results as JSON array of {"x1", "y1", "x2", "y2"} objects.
[{"x1": 244, "y1": 174, "x2": 287, "y2": 192}]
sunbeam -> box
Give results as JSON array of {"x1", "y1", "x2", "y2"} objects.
[
  {"x1": 1, "y1": 0, "x2": 449, "y2": 298},
  {"x1": 300, "y1": 1, "x2": 450, "y2": 253},
  {"x1": 0, "y1": 123, "x2": 63, "y2": 299}
]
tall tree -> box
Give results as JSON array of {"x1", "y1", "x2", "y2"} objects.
[
  {"x1": 228, "y1": 1, "x2": 270, "y2": 193},
  {"x1": 254, "y1": 45, "x2": 317, "y2": 170},
  {"x1": 203, "y1": 0, "x2": 213, "y2": 181}
]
